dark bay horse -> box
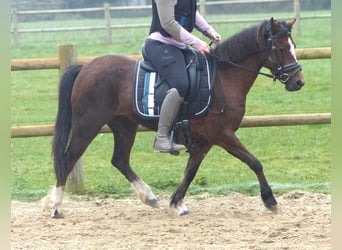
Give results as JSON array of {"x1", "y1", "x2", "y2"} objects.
[{"x1": 50, "y1": 18, "x2": 304, "y2": 218}]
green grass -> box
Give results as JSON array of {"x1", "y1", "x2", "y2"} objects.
[
  {"x1": 11, "y1": 126, "x2": 331, "y2": 201},
  {"x1": 10, "y1": 13, "x2": 331, "y2": 201}
]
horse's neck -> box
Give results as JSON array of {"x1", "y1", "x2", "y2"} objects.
[{"x1": 220, "y1": 55, "x2": 261, "y2": 90}]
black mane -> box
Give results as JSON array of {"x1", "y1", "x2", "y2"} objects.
[{"x1": 213, "y1": 21, "x2": 267, "y2": 64}]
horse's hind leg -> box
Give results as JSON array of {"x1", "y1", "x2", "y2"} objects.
[
  {"x1": 51, "y1": 117, "x2": 105, "y2": 218},
  {"x1": 108, "y1": 118, "x2": 158, "y2": 208},
  {"x1": 221, "y1": 132, "x2": 277, "y2": 211}
]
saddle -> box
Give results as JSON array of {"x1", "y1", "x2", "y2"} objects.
[{"x1": 133, "y1": 47, "x2": 214, "y2": 121}]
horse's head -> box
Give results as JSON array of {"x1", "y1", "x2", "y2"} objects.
[{"x1": 260, "y1": 18, "x2": 305, "y2": 91}]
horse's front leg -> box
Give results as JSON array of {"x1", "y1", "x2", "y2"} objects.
[
  {"x1": 170, "y1": 142, "x2": 211, "y2": 215},
  {"x1": 220, "y1": 131, "x2": 277, "y2": 211}
]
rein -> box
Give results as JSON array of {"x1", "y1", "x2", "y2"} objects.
[
  {"x1": 217, "y1": 57, "x2": 275, "y2": 80},
  {"x1": 207, "y1": 43, "x2": 275, "y2": 82},
  {"x1": 206, "y1": 44, "x2": 276, "y2": 115},
  {"x1": 219, "y1": 51, "x2": 301, "y2": 84},
  {"x1": 208, "y1": 59, "x2": 226, "y2": 114}
]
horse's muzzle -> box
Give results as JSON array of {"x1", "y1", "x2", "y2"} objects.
[
  {"x1": 285, "y1": 79, "x2": 305, "y2": 91},
  {"x1": 276, "y1": 62, "x2": 304, "y2": 91}
]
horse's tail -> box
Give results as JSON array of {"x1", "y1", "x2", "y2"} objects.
[{"x1": 52, "y1": 64, "x2": 83, "y2": 183}]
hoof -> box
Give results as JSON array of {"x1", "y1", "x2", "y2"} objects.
[
  {"x1": 131, "y1": 179, "x2": 158, "y2": 208},
  {"x1": 261, "y1": 187, "x2": 277, "y2": 213},
  {"x1": 265, "y1": 203, "x2": 278, "y2": 213},
  {"x1": 177, "y1": 209, "x2": 189, "y2": 216},
  {"x1": 139, "y1": 193, "x2": 159, "y2": 208},
  {"x1": 171, "y1": 200, "x2": 189, "y2": 216},
  {"x1": 51, "y1": 208, "x2": 64, "y2": 219},
  {"x1": 145, "y1": 198, "x2": 159, "y2": 208}
]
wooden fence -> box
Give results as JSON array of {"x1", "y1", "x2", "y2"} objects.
[
  {"x1": 11, "y1": 0, "x2": 331, "y2": 48},
  {"x1": 11, "y1": 113, "x2": 331, "y2": 138},
  {"x1": 11, "y1": 47, "x2": 331, "y2": 72},
  {"x1": 10, "y1": 44, "x2": 331, "y2": 192}
]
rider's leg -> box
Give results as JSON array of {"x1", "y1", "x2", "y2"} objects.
[
  {"x1": 143, "y1": 39, "x2": 188, "y2": 153},
  {"x1": 153, "y1": 88, "x2": 186, "y2": 152}
]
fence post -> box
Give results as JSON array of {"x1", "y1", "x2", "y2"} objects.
[
  {"x1": 199, "y1": 0, "x2": 206, "y2": 18},
  {"x1": 104, "y1": 3, "x2": 112, "y2": 44},
  {"x1": 58, "y1": 43, "x2": 84, "y2": 193},
  {"x1": 11, "y1": 8, "x2": 20, "y2": 48},
  {"x1": 293, "y1": 0, "x2": 301, "y2": 35}
]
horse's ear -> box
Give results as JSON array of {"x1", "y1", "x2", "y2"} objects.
[
  {"x1": 269, "y1": 17, "x2": 280, "y2": 33},
  {"x1": 269, "y1": 17, "x2": 276, "y2": 28},
  {"x1": 287, "y1": 18, "x2": 296, "y2": 28}
]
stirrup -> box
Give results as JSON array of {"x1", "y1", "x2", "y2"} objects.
[
  {"x1": 153, "y1": 136, "x2": 185, "y2": 155},
  {"x1": 169, "y1": 131, "x2": 185, "y2": 155}
]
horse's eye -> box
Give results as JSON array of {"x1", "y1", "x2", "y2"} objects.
[{"x1": 280, "y1": 48, "x2": 287, "y2": 54}]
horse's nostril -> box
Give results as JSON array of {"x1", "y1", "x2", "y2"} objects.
[{"x1": 298, "y1": 80, "x2": 304, "y2": 87}]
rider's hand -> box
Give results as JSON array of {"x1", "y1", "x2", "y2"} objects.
[
  {"x1": 210, "y1": 31, "x2": 221, "y2": 44},
  {"x1": 197, "y1": 42, "x2": 211, "y2": 55}
]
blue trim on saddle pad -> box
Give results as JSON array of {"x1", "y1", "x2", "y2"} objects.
[
  {"x1": 142, "y1": 71, "x2": 156, "y2": 115},
  {"x1": 134, "y1": 61, "x2": 160, "y2": 119}
]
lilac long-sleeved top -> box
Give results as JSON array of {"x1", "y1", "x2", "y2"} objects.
[{"x1": 148, "y1": 0, "x2": 215, "y2": 49}]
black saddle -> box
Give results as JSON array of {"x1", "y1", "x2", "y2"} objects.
[{"x1": 133, "y1": 47, "x2": 214, "y2": 121}]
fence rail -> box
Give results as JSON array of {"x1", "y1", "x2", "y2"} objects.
[
  {"x1": 10, "y1": 47, "x2": 331, "y2": 72},
  {"x1": 11, "y1": 113, "x2": 331, "y2": 139},
  {"x1": 11, "y1": 0, "x2": 331, "y2": 48}
]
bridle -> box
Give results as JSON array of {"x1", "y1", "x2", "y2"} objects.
[
  {"x1": 207, "y1": 21, "x2": 302, "y2": 114},
  {"x1": 261, "y1": 21, "x2": 302, "y2": 84},
  {"x1": 209, "y1": 21, "x2": 302, "y2": 85}
]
